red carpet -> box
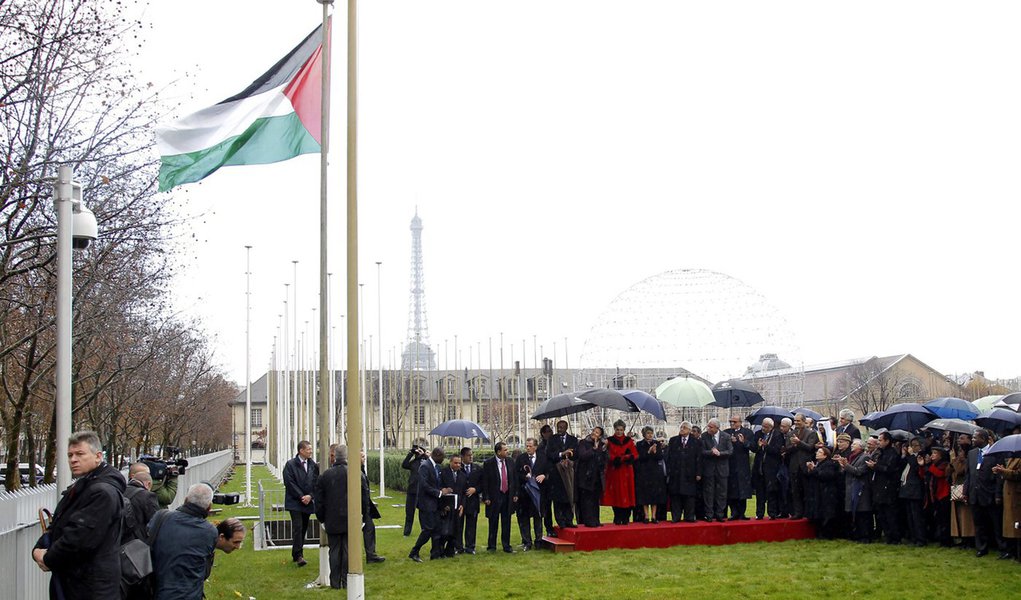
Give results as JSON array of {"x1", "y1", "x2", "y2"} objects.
[{"x1": 546, "y1": 518, "x2": 816, "y2": 552}]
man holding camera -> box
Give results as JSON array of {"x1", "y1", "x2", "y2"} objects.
[
  {"x1": 402, "y1": 445, "x2": 427, "y2": 536},
  {"x1": 283, "y1": 440, "x2": 319, "y2": 566}
]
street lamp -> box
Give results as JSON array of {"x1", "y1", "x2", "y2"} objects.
[{"x1": 54, "y1": 165, "x2": 98, "y2": 491}]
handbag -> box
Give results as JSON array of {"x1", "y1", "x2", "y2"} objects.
[
  {"x1": 122, "y1": 508, "x2": 170, "y2": 585},
  {"x1": 950, "y1": 484, "x2": 965, "y2": 502}
]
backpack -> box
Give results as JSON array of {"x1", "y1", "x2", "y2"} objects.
[{"x1": 120, "y1": 506, "x2": 170, "y2": 588}]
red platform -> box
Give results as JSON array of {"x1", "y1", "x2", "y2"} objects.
[{"x1": 544, "y1": 518, "x2": 815, "y2": 552}]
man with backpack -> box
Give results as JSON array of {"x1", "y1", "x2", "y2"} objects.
[{"x1": 121, "y1": 468, "x2": 160, "y2": 598}]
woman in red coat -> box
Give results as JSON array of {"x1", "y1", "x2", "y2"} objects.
[{"x1": 602, "y1": 419, "x2": 638, "y2": 524}]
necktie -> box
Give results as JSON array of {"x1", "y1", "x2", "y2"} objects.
[
  {"x1": 499, "y1": 459, "x2": 508, "y2": 493},
  {"x1": 435, "y1": 463, "x2": 441, "y2": 481},
  {"x1": 682, "y1": 437, "x2": 686, "y2": 448},
  {"x1": 302, "y1": 460, "x2": 307, "y2": 473},
  {"x1": 766, "y1": 432, "x2": 772, "y2": 445}
]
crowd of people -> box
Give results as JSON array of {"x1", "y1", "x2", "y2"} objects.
[
  {"x1": 31, "y1": 431, "x2": 244, "y2": 600},
  {"x1": 401, "y1": 411, "x2": 1021, "y2": 563}
]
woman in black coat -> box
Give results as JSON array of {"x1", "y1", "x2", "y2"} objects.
[
  {"x1": 805, "y1": 446, "x2": 841, "y2": 539},
  {"x1": 635, "y1": 426, "x2": 668, "y2": 523},
  {"x1": 575, "y1": 427, "x2": 607, "y2": 527}
]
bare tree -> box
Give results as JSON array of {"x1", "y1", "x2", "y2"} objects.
[{"x1": 839, "y1": 358, "x2": 906, "y2": 417}]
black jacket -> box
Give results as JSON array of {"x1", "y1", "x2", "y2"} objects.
[
  {"x1": 724, "y1": 427, "x2": 755, "y2": 500},
  {"x1": 122, "y1": 479, "x2": 160, "y2": 543},
  {"x1": 461, "y1": 460, "x2": 484, "y2": 515},
  {"x1": 481, "y1": 456, "x2": 517, "y2": 518},
  {"x1": 416, "y1": 458, "x2": 444, "y2": 513},
  {"x1": 666, "y1": 434, "x2": 702, "y2": 496},
  {"x1": 150, "y1": 502, "x2": 217, "y2": 600},
  {"x1": 402, "y1": 450, "x2": 425, "y2": 496},
  {"x1": 575, "y1": 438, "x2": 607, "y2": 493},
  {"x1": 870, "y1": 445, "x2": 901, "y2": 506},
  {"x1": 544, "y1": 433, "x2": 578, "y2": 503},
  {"x1": 37, "y1": 463, "x2": 124, "y2": 600},
  {"x1": 315, "y1": 461, "x2": 349, "y2": 535},
  {"x1": 634, "y1": 439, "x2": 667, "y2": 505},
  {"x1": 751, "y1": 428, "x2": 785, "y2": 491},
  {"x1": 283, "y1": 454, "x2": 319, "y2": 513}
]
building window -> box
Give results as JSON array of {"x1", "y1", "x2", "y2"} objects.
[
  {"x1": 506, "y1": 378, "x2": 519, "y2": 397},
  {"x1": 447, "y1": 405, "x2": 458, "y2": 420},
  {"x1": 623, "y1": 374, "x2": 638, "y2": 389},
  {"x1": 535, "y1": 375, "x2": 549, "y2": 396},
  {"x1": 899, "y1": 382, "x2": 921, "y2": 399},
  {"x1": 444, "y1": 377, "x2": 457, "y2": 398},
  {"x1": 414, "y1": 406, "x2": 426, "y2": 425},
  {"x1": 251, "y1": 408, "x2": 263, "y2": 428}
]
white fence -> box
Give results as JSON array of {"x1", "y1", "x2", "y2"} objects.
[{"x1": 0, "y1": 449, "x2": 233, "y2": 600}]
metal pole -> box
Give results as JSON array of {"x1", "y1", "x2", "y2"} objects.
[
  {"x1": 345, "y1": 0, "x2": 364, "y2": 593},
  {"x1": 376, "y1": 261, "x2": 387, "y2": 497},
  {"x1": 244, "y1": 245, "x2": 253, "y2": 507},
  {"x1": 54, "y1": 166, "x2": 74, "y2": 491},
  {"x1": 360, "y1": 283, "x2": 367, "y2": 450}
]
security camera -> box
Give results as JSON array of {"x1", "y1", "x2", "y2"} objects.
[{"x1": 72, "y1": 203, "x2": 97, "y2": 250}]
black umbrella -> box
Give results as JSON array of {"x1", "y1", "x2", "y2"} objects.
[
  {"x1": 866, "y1": 403, "x2": 937, "y2": 432},
  {"x1": 922, "y1": 418, "x2": 982, "y2": 436},
  {"x1": 994, "y1": 392, "x2": 1021, "y2": 411},
  {"x1": 984, "y1": 434, "x2": 1021, "y2": 459},
  {"x1": 859, "y1": 411, "x2": 883, "y2": 428},
  {"x1": 746, "y1": 405, "x2": 794, "y2": 426},
  {"x1": 576, "y1": 388, "x2": 640, "y2": 413},
  {"x1": 429, "y1": 419, "x2": 491, "y2": 441},
  {"x1": 709, "y1": 379, "x2": 765, "y2": 409},
  {"x1": 975, "y1": 408, "x2": 1021, "y2": 436},
  {"x1": 792, "y1": 407, "x2": 825, "y2": 421},
  {"x1": 619, "y1": 390, "x2": 666, "y2": 421},
  {"x1": 872, "y1": 428, "x2": 913, "y2": 442},
  {"x1": 531, "y1": 392, "x2": 596, "y2": 420}
]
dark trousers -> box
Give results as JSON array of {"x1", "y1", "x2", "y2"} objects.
[
  {"x1": 463, "y1": 511, "x2": 479, "y2": 550},
  {"x1": 289, "y1": 510, "x2": 311, "y2": 559},
  {"x1": 541, "y1": 485, "x2": 555, "y2": 535},
  {"x1": 728, "y1": 498, "x2": 748, "y2": 520},
  {"x1": 411, "y1": 508, "x2": 442, "y2": 559},
  {"x1": 754, "y1": 480, "x2": 780, "y2": 518},
  {"x1": 702, "y1": 472, "x2": 727, "y2": 519},
  {"x1": 553, "y1": 499, "x2": 575, "y2": 528},
  {"x1": 670, "y1": 493, "x2": 696, "y2": 522},
  {"x1": 327, "y1": 532, "x2": 348, "y2": 589},
  {"x1": 611, "y1": 507, "x2": 631, "y2": 525},
  {"x1": 517, "y1": 500, "x2": 542, "y2": 545},
  {"x1": 403, "y1": 493, "x2": 417, "y2": 536},
  {"x1": 487, "y1": 493, "x2": 513, "y2": 550},
  {"x1": 903, "y1": 498, "x2": 926, "y2": 545},
  {"x1": 789, "y1": 470, "x2": 806, "y2": 518},
  {"x1": 972, "y1": 503, "x2": 1006, "y2": 554},
  {"x1": 932, "y1": 498, "x2": 952, "y2": 546},
  {"x1": 852, "y1": 511, "x2": 874, "y2": 542},
  {"x1": 875, "y1": 502, "x2": 901, "y2": 544},
  {"x1": 363, "y1": 516, "x2": 377, "y2": 557},
  {"x1": 577, "y1": 488, "x2": 602, "y2": 527}
]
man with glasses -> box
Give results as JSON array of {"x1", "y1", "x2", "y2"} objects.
[{"x1": 724, "y1": 415, "x2": 755, "y2": 520}]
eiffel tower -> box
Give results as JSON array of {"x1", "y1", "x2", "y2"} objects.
[{"x1": 401, "y1": 209, "x2": 437, "y2": 370}]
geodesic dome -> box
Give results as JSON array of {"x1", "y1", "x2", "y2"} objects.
[{"x1": 579, "y1": 269, "x2": 801, "y2": 383}]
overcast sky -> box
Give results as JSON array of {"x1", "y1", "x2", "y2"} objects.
[{"x1": 136, "y1": 1, "x2": 1021, "y2": 386}]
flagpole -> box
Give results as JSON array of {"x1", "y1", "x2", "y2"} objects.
[
  {"x1": 316, "y1": 0, "x2": 333, "y2": 589},
  {"x1": 344, "y1": 0, "x2": 365, "y2": 595}
]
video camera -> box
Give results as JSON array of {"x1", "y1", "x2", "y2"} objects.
[{"x1": 140, "y1": 447, "x2": 189, "y2": 482}]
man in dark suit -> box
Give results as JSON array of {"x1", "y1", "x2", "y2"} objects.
[
  {"x1": 866, "y1": 431, "x2": 902, "y2": 544},
  {"x1": 409, "y1": 448, "x2": 450, "y2": 562},
  {"x1": 358, "y1": 450, "x2": 385, "y2": 563},
  {"x1": 439, "y1": 454, "x2": 466, "y2": 557},
  {"x1": 315, "y1": 445, "x2": 349, "y2": 589},
  {"x1": 537, "y1": 424, "x2": 555, "y2": 536},
  {"x1": 787, "y1": 413, "x2": 820, "y2": 519},
  {"x1": 401, "y1": 445, "x2": 427, "y2": 536},
  {"x1": 282, "y1": 440, "x2": 319, "y2": 566},
  {"x1": 544, "y1": 420, "x2": 578, "y2": 529},
  {"x1": 700, "y1": 418, "x2": 733, "y2": 521},
  {"x1": 751, "y1": 417, "x2": 785, "y2": 519},
  {"x1": 515, "y1": 437, "x2": 547, "y2": 551},
  {"x1": 836, "y1": 409, "x2": 862, "y2": 440},
  {"x1": 966, "y1": 429, "x2": 1008, "y2": 558},
  {"x1": 482, "y1": 442, "x2": 518, "y2": 553},
  {"x1": 724, "y1": 415, "x2": 755, "y2": 520},
  {"x1": 460, "y1": 447, "x2": 483, "y2": 554},
  {"x1": 666, "y1": 421, "x2": 701, "y2": 522}
]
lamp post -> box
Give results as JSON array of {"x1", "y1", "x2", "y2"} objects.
[{"x1": 54, "y1": 166, "x2": 96, "y2": 491}]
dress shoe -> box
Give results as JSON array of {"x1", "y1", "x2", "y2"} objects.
[
  {"x1": 296, "y1": 557, "x2": 307, "y2": 567},
  {"x1": 367, "y1": 555, "x2": 386, "y2": 563},
  {"x1": 464, "y1": 549, "x2": 476, "y2": 555},
  {"x1": 522, "y1": 544, "x2": 532, "y2": 552},
  {"x1": 715, "y1": 518, "x2": 726, "y2": 523},
  {"x1": 486, "y1": 547, "x2": 496, "y2": 552},
  {"x1": 503, "y1": 547, "x2": 515, "y2": 554},
  {"x1": 408, "y1": 553, "x2": 423, "y2": 563},
  {"x1": 997, "y1": 552, "x2": 1013, "y2": 560},
  {"x1": 975, "y1": 550, "x2": 988, "y2": 558}
]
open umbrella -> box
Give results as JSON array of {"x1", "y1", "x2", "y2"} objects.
[
  {"x1": 871, "y1": 428, "x2": 913, "y2": 442},
  {"x1": 429, "y1": 419, "x2": 491, "y2": 441},
  {"x1": 619, "y1": 390, "x2": 666, "y2": 421},
  {"x1": 655, "y1": 376, "x2": 714, "y2": 408},
  {"x1": 974, "y1": 408, "x2": 1021, "y2": 436},
  {"x1": 859, "y1": 411, "x2": 883, "y2": 428},
  {"x1": 993, "y1": 392, "x2": 1021, "y2": 411},
  {"x1": 792, "y1": 407, "x2": 824, "y2": 421},
  {"x1": 924, "y1": 397, "x2": 980, "y2": 420},
  {"x1": 922, "y1": 418, "x2": 982, "y2": 436},
  {"x1": 746, "y1": 405, "x2": 794, "y2": 426},
  {"x1": 531, "y1": 392, "x2": 595, "y2": 420},
  {"x1": 984, "y1": 434, "x2": 1021, "y2": 459},
  {"x1": 866, "y1": 403, "x2": 937, "y2": 432},
  {"x1": 973, "y1": 395, "x2": 1005, "y2": 412},
  {"x1": 576, "y1": 388, "x2": 639, "y2": 413},
  {"x1": 709, "y1": 379, "x2": 765, "y2": 409}
]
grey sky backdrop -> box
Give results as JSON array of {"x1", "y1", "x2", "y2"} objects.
[{"x1": 136, "y1": 1, "x2": 1020, "y2": 386}]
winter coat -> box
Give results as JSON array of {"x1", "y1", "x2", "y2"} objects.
[
  {"x1": 150, "y1": 502, "x2": 217, "y2": 600},
  {"x1": 634, "y1": 439, "x2": 667, "y2": 506},
  {"x1": 999, "y1": 457, "x2": 1021, "y2": 539},
  {"x1": 666, "y1": 434, "x2": 701, "y2": 496},
  {"x1": 282, "y1": 454, "x2": 319, "y2": 513},
  {"x1": 725, "y1": 427, "x2": 754, "y2": 500},
  {"x1": 575, "y1": 438, "x2": 607, "y2": 494},
  {"x1": 898, "y1": 452, "x2": 926, "y2": 501},
  {"x1": 870, "y1": 445, "x2": 901, "y2": 506},
  {"x1": 842, "y1": 451, "x2": 873, "y2": 513},
  {"x1": 602, "y1": 435, "x2": 637, "y2": 508},
  {"x1": 315, "y1": 460, "x2": 349, "y2": 535},
  {"x1": 805, "y1": 458, "x2": 841, "y2": 521}
]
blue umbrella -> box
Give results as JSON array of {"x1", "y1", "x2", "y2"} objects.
[
  {"x1": 620, "y1": 390, "x2": 666, "y2": 421},
  {"x1": 429, "y1": 419, "x2": 491, "y2": 441},
  {"x1": 924, "y1": 397, "x2": 980, "y2": 420},
  {"x1": 984, "y1": 434, "x2": 1021, "y2": 458},
  {"x1": 867, "y1": 403, "x2": 938, "y2": 432},
  {"x1": 746, "y1": 405, "x2": 794, "y2": 426},
  {"x1": 859, "y1": 411, "x2": 883, "y2": 428},
  {"x1": 975, "y1": 408, "x2": 1021, "y2": 436},
  {"x1": 792, "y1": 407, "x2": 825, "y2": 421}
]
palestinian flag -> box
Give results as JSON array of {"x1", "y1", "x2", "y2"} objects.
[{"x1": 156, "y1": 23, "x2": 326, "y2": 192}]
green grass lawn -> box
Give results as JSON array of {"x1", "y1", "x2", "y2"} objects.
[{"x1": 204, "y1": 465, "x2": 1021, "y2": 599}]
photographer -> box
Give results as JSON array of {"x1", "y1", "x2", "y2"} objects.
[
  {"x1": 402, "y1": 445, "x2": 427, "y2": 536},
  {"x1": 132, "y1": 451, "x2": 188, "y2": 509}
]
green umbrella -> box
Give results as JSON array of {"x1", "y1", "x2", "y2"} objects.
[
  {"x1": 973, "y1": 395, "x2": 1005, "y2": 412},
  {"x1": 655, "y1": 376, "x2": 714, "y2": 408}
]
